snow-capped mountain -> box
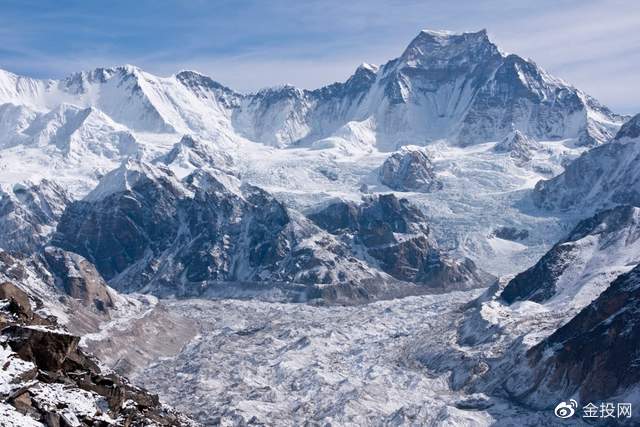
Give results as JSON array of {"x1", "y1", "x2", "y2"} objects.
[
  {"x1": 49, "y1": 160, "x2": 489, "y2": 300},
  {"x1": 534, "y1": 113, "x2": 640, "y2": 212},
  {"x1": 0, "y1": 27, "x2": 637, "y2": 426},
  {"x1": 0, "y1": 30, "x2": 624, "y2": 156},
  {"x1": 501, "y1": 204, "x2": 640, "y2": 308},
  {"x1": 0, "y1": 180, "x2": 70, "y2": 253}
]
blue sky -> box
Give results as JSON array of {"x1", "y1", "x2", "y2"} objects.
[{"x1": 1, "y1": 0, "x2": 638, "y2": 113}]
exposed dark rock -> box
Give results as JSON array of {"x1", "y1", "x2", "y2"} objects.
[
  {"x1": 42, "y1": 246, "x2": 115, "y2": 311},
  {"x1": 525, "y1": 263, "x2": 640, "y2": 404},
  {"x1": 310, "y1": 194, "x2": 492, "y2": 291},
  {"x1": 0, "y1": 286, "x2": 198, "y2": 425},
  {"x1": 4, "y1": 325, "x2": 80, "y2": 371},
  {"x1": 52, "y1": 162, "x2": 387, "y2": 299},
  {"x1": 0, "y1": 281, "x2": 33, "y2": 320},
  {"x1": 491, "y1": 227, "x2": 529, "y2": 241},
  {"x1": 379, "y1": 149, "x2": 442, "y2": 192},
  {"x1": 533, "y1": 113, "x2": 640, "y2": 212},
  {"x1": 501, "y1": 205, "x2": 640, "y2": 304}
]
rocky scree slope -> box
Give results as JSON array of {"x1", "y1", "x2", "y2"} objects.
[{"x1": 0, "y1": 281, "x2": 197, "y2": 426}]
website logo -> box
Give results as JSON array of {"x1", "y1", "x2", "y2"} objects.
[{"x1": 554, "y1": 400, "x2": 578, "y2": 419}]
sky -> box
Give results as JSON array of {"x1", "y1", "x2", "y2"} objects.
[{"x1": 0, "y1": 0, "x2": 638, "y2": 113}]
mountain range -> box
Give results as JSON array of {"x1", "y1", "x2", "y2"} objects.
[{"x1": 0, "y1": 28, "x2": 639, "y2": 426}]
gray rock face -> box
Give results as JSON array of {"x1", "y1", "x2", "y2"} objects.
[
  {"x1": 309, "y1": 194, "x2": 492, "y2": 291},
  {"x1": 0, "y1": 180, "x2": 70, "y2": 253},
  {"x1": 52, "y1": 161, "x2": 387, "y2": 300},
  {"x1": 493, "y1": 130, "x2": 540, "y2": 161},
  {"x1": 525, "y1": 263, "x2": 640, "y2": 404},
  {"x1": 491, "y1": 227, "x2": 529, "y2": 241},
  {"x1": 51, "y1": 161, "x2": 490, "y2": 299},
  {"x1": 379, "y1": 149, "x2": 442, "y2": 192},
  {"x1": 501, "y1": 205, "x2": 640, "y2": 304},
  {"x1": 533, "y1": 114, "x2": 640, "y2": 212},
  {"x1": 42, "y1": 246, "x2": 115, "y2": 312}
]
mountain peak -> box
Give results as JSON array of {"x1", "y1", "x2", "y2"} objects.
[
  {"x1": 615, "y1": 113, "x2": 640, "y2": 140},
  {"x1": 400, "y1": 28, "x2": 500, "y2": 66}
]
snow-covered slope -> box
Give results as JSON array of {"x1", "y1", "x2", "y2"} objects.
[
  {"x1": 501, "y1": 204, "x2": 640, "y2": 309},
  {"x1": 0, "y1": 180, "x2": 70, "y2": 253},
  {"x1": 534, "y1": 113, "x2": 640, "y2": 212},
  {"x1": 425, "y1": 205, "x2": 640, "y2": 418}
]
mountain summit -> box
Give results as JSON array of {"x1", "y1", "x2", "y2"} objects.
[{"x1": 0, "y1": 29, "x2": 625, "y2": 154}]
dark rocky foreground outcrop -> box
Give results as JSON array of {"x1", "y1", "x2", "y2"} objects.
[
  {"x1": 0, "y1": 281, "x2": 198, "y2": 426},
  {"x1": 378, "y1": 149, "x2": 442, "y2": 192}
]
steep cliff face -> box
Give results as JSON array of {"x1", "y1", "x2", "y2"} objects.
[
  {"x1": 51, "y1": 161, "x2": 389, "y2": 300},
  {"x1": 501, "y1": 205, "x2": 640, "y2": 307},
  {"x1": 309, "y1": 194, "x2": 492, "y2": 291},
  {"x1": 514, "y1": 264, "x2": 640, "y2": 409}
]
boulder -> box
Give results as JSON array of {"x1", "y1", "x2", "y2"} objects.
[
  {"x1": 379, "y1": 149, "x2": 442, "y2": 192},
  {"x1": 42, "y1": 247, "x2": 114, "y2": 312}
]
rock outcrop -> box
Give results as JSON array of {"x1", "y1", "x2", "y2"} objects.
[
  {"x1": 521, "y1": 264, "x2": 640, "y2": 407},
  {"x1": 42, "y1": 246, "x2": 115, "y2": 312},
  {"x1": 0, "y1": 180, "x2": 70, "y2": 253},
  {"x1": 501, "y1": 205, "x2": 640, "y2": 305},
  {"x1": 52, "y1": 161, "x2": 389, "y2": 300},
  {"x1": 0, "y1": 283, "x2": 198, "y2": 426},
  {"x1": 309, "y1": 194, "x2": 492, "y2": 291},
  {"x1": 493, "y1": 130, "x2": 540, "y2": 161},
  {"x1": 378, "y1": 149, "x2": 442, "y2": 192}
]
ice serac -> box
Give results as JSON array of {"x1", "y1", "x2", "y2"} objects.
[
  {"x1": 0, "y1": 180, "x2": 70, "y2": 253},
  {"x1": 533, "y1": 113, "x2": 640, "y2": 212},
  {"x1": 501, "y1": 205, "x2": 640, "y2": 306},
  {"x1": 378, "y1": 148, "x2": 442, "y2": 192},
  {"x1": 519, "y1": 264, "x2": 640, "y2": 408},
  {"x1": 308, "y1": 194, "x2": 492, "y2": 291}
]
